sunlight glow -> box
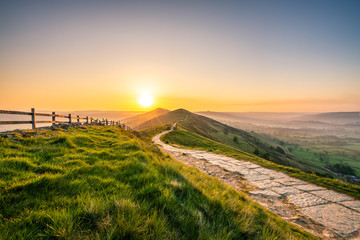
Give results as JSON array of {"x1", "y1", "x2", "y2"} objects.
[{"x1": 138, "y1": 94, "x2": 154, "y2": 107}]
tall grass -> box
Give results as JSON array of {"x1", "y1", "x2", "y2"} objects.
[{"x1": 0, "y1": 126, "x2": 316, "y2": 239}]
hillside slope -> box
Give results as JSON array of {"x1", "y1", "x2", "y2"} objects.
[
  {"x1": 122, "y1": 108, "x2": 170, "y2": 129},
  {"x1": 161, "y1": 127, "x2": 360, "y2": 199},
  {"x1": 140, "y1": 109, "x2": 315, "y2": 173},
  {"x1": 136, "y1": 108, "x2": 190, "y2": 130},
  {"x1": 0, "y1": 125, "x2": 316, "y2": 239}
]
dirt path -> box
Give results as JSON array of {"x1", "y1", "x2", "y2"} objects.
[{"x1": 153, "y1": 126, "x2": 360, "y2": 239}]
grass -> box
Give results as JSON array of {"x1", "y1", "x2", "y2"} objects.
[
  {"x1": 262, "y1": 132, "x2": 360, "y2": 178},
  {"x1": 0, "y1": 125, "x2": 317, "y2": 239},
  {"x1": 162, "y1": 127, "x2": 360, "y2": 199}
]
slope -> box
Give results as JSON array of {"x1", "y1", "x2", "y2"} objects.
[
  {"x1": 136, "y1": 108, "x2": 190, "y2": 130},
  {"x1": 0, "y1": 125, "x2": 316, "y2": 239},
  {"x1": 122, "y1": 108, "x2": 170, "y2": 129}
]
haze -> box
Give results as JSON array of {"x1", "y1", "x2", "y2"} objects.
[{"x1": 1, "y1": 1, "x2": 359, "y2": 112}]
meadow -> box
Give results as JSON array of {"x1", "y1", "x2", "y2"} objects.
[{"x1": 0, "y1": 125, "x2": 316, "y2": 239}]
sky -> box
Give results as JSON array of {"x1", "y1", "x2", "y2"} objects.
[{"x1": 0, "y1": 0, "x2": 359, "y2": 112}]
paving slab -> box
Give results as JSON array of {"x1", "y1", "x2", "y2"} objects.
[
  {"x1": 294, "y1": 184, "x2": 325, "y2": 192},
  {"x1": 287, "y1": 193, "x2": 329, "y2": 207},
  {"x1": 268, "y1": 172, "x2": 288, "y2": 179},
  {"x1": 311, "y1": 190, "x2": 353, "y2": 202},
  {"x1": 340, "y1": 200, "x2": 360, "y2": 212},
  {"x1": 254, "y1": 168, "x2": 278, "y2": 175},
  {"x1": 270, "y1": 186, "x2": 303, "y2": 196},
  {"x1": 245, "y1": 163, "x2": 261, "y2": 169},
  {"x1": 274, "y1": 177, "x2": 308, "y2": 186},
  {"x1": 244, "y1": 174, "x2": 271, "y2": 182},
  {"x1": 300, "y1": 203, "x2": 360, "y2": 237},
  {"x1": 249, "y1": 189, "x2": 281, "y2": 198},
  {"x1": 251, "y1": 179, "x2": 282, "y2": 189}
]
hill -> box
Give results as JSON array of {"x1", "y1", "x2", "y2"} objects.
[
  {"x1": 0, "y1": 125, "x2": 316, "y2": 239},
  {"x1": 136, "y1": 108, "x2": 190, "y2": 130},
  {"x1": 122, "y1": 108, "x2": 170, "y2": 129},
  {"x1": 161, "y1": 126, "x2": 360, "y2": 199},
  {"x1": 138, "y1": 109, "x2": 319, "y2": 174},
  {"x1": 301, "y1": 112, "x2": 360, "y2": 124}
]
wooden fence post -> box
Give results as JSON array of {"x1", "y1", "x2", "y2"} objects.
[
  {"x1": 52, "y1": 112, "x2": 56, "y2": 126},
  {"x1": 31, "y1": 108, "x2": 36, "y2": 129},
  {"x1": 77, "y1": 115, "x2": 80, "y2": 123},
  {"x1": 86, "y1": 116, "x2": 89, "y2": 124},
  {"x1": 69, "y1": 114, "x2": 72, "y2": 124},
  {"x1": 106, "y1": 119, "x2": 108, "y2": 126}
]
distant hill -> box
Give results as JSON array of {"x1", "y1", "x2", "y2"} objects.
[
  {"x1": 300, "y1": 112, "x2": 360, "y2": 124},
  {"x1": 136, "y1": 108, "x2": 190, "y2": 130},
  {"x1": 122, "y1": 108, "x2": 170, "y2": 129}
]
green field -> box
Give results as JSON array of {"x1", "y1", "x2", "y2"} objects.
[
  {"x1": 162, "y1": 127, "x2": 360, "y2": 199},
  {"x1": 0, "y1": 125, "x2": 317, "y2": 239},
  {"x1": 262, "y1": 133, "x2": 360, "y2": 178}
]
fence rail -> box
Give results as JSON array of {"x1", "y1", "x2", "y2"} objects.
[{"x1": 0, "y1": 108, "x2": 134, "y2": 131}]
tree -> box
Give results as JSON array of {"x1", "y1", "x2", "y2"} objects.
[
  {"x1": 233, "y1": 136, "x2": 239, "y2": 144},
  {"x1": 223, "y1": 128, "x2": 229, "y2": 135}
]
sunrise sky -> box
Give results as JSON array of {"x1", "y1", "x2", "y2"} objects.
[{"x1": 1, "y1": 1, "x2": 359, "y2": 112}]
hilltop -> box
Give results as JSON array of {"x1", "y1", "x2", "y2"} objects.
[
  {"x1": 0, "y1": 125, "x2": 316, "y2": 239},
  {"x1": 122, "y1": 108, "x2": 170, "y2": 129}
]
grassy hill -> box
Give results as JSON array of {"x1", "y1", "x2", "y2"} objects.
[
  {"x1": 143, "y1": 109, "x2": 324, "y2": 175},
  {"x1": 122, "y1": 108, "x2": 170, "y2": 129},
  {"x1": 162, "y1": 127, "x2": 360, "y2": 199},
  {"x1": 136, "y1": 109, "x2": 190, "y2": 130},
  {"x1": 0, "y1": 125, "x2": 316, "y2": 239},
  {"x1": 137, "y1": 109, "x2": 360, "y2": 180}
]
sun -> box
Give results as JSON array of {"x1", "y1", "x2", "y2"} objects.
[{"x1": 138, "y1": 93, "x2": 154, "y2": 107}]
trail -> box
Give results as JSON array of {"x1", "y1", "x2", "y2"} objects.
[{"x1": 153, "y1": 123, "x2": 360, "y2": 239}]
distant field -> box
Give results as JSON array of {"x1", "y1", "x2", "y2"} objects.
[
  {"x1": 0, "y1": 125, "x2": 316, "y2": 239},
  {"x1": 265, "y1": 134, "x2": 360, "y2": 178}
]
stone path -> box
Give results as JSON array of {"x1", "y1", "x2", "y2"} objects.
[{"x1": 153, "y1": 127, "x2": 360, "y2": 239}]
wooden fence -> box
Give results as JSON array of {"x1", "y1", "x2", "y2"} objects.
[{"x1": 0, "y1": 108, "x2": 134, "y2": 131}]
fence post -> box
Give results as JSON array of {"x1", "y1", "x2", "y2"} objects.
[
  {"x1": 31, "y1": 108, "x2": 36, "y2": 129},
  {"x1": 86, "y1": 116, "x2": 89, "y2": 124},
  {"x1": 106, "y1": 119, "x2": 108, "y2": 126},
  {"x1": 77, "y1": 115, "x2": 80, "y2": 123},
  {"x1": 69, "y1": 114, "x2": 72, "y2": 124},
  {"x1": 52, "y1": 112, "x2": 56, "y2": 126}
]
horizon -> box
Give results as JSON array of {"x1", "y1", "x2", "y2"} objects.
[
  {"x1": 1, "y1": 1, "x2": 360, "y2": 112},
  {"x1": 2, "y1": 106, "x2": 360, "y2": 114}
]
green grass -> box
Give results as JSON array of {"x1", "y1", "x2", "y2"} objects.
[
  {"x1": 0, "y1": 125, "x2": 316, "y2": 239},
  {"x1": 265, "y1": 132, "x2": 360, "y2": 178},
  {"x1": 162, "y1": 127, "x2": 360, "y2": 199}
]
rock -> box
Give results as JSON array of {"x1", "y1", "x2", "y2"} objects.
[
  {"x1": 249, "y1": 189, "x2": 281, "y2": 198},
  {"x1": 311, "y1": 190, "x2": 353, "y2": 203},
  {"x1": 287, "y1": 192, "x2": 328, "y2": 207},
  {"x1": 270, "y1": 186, "x2": 302, "y2": 196},
  {"x1": 300, "y1": 203, "x2": 360, "y2": 237},
  {"x1": 340, "y1": 200, "x2": 360, "y2": 212}
]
